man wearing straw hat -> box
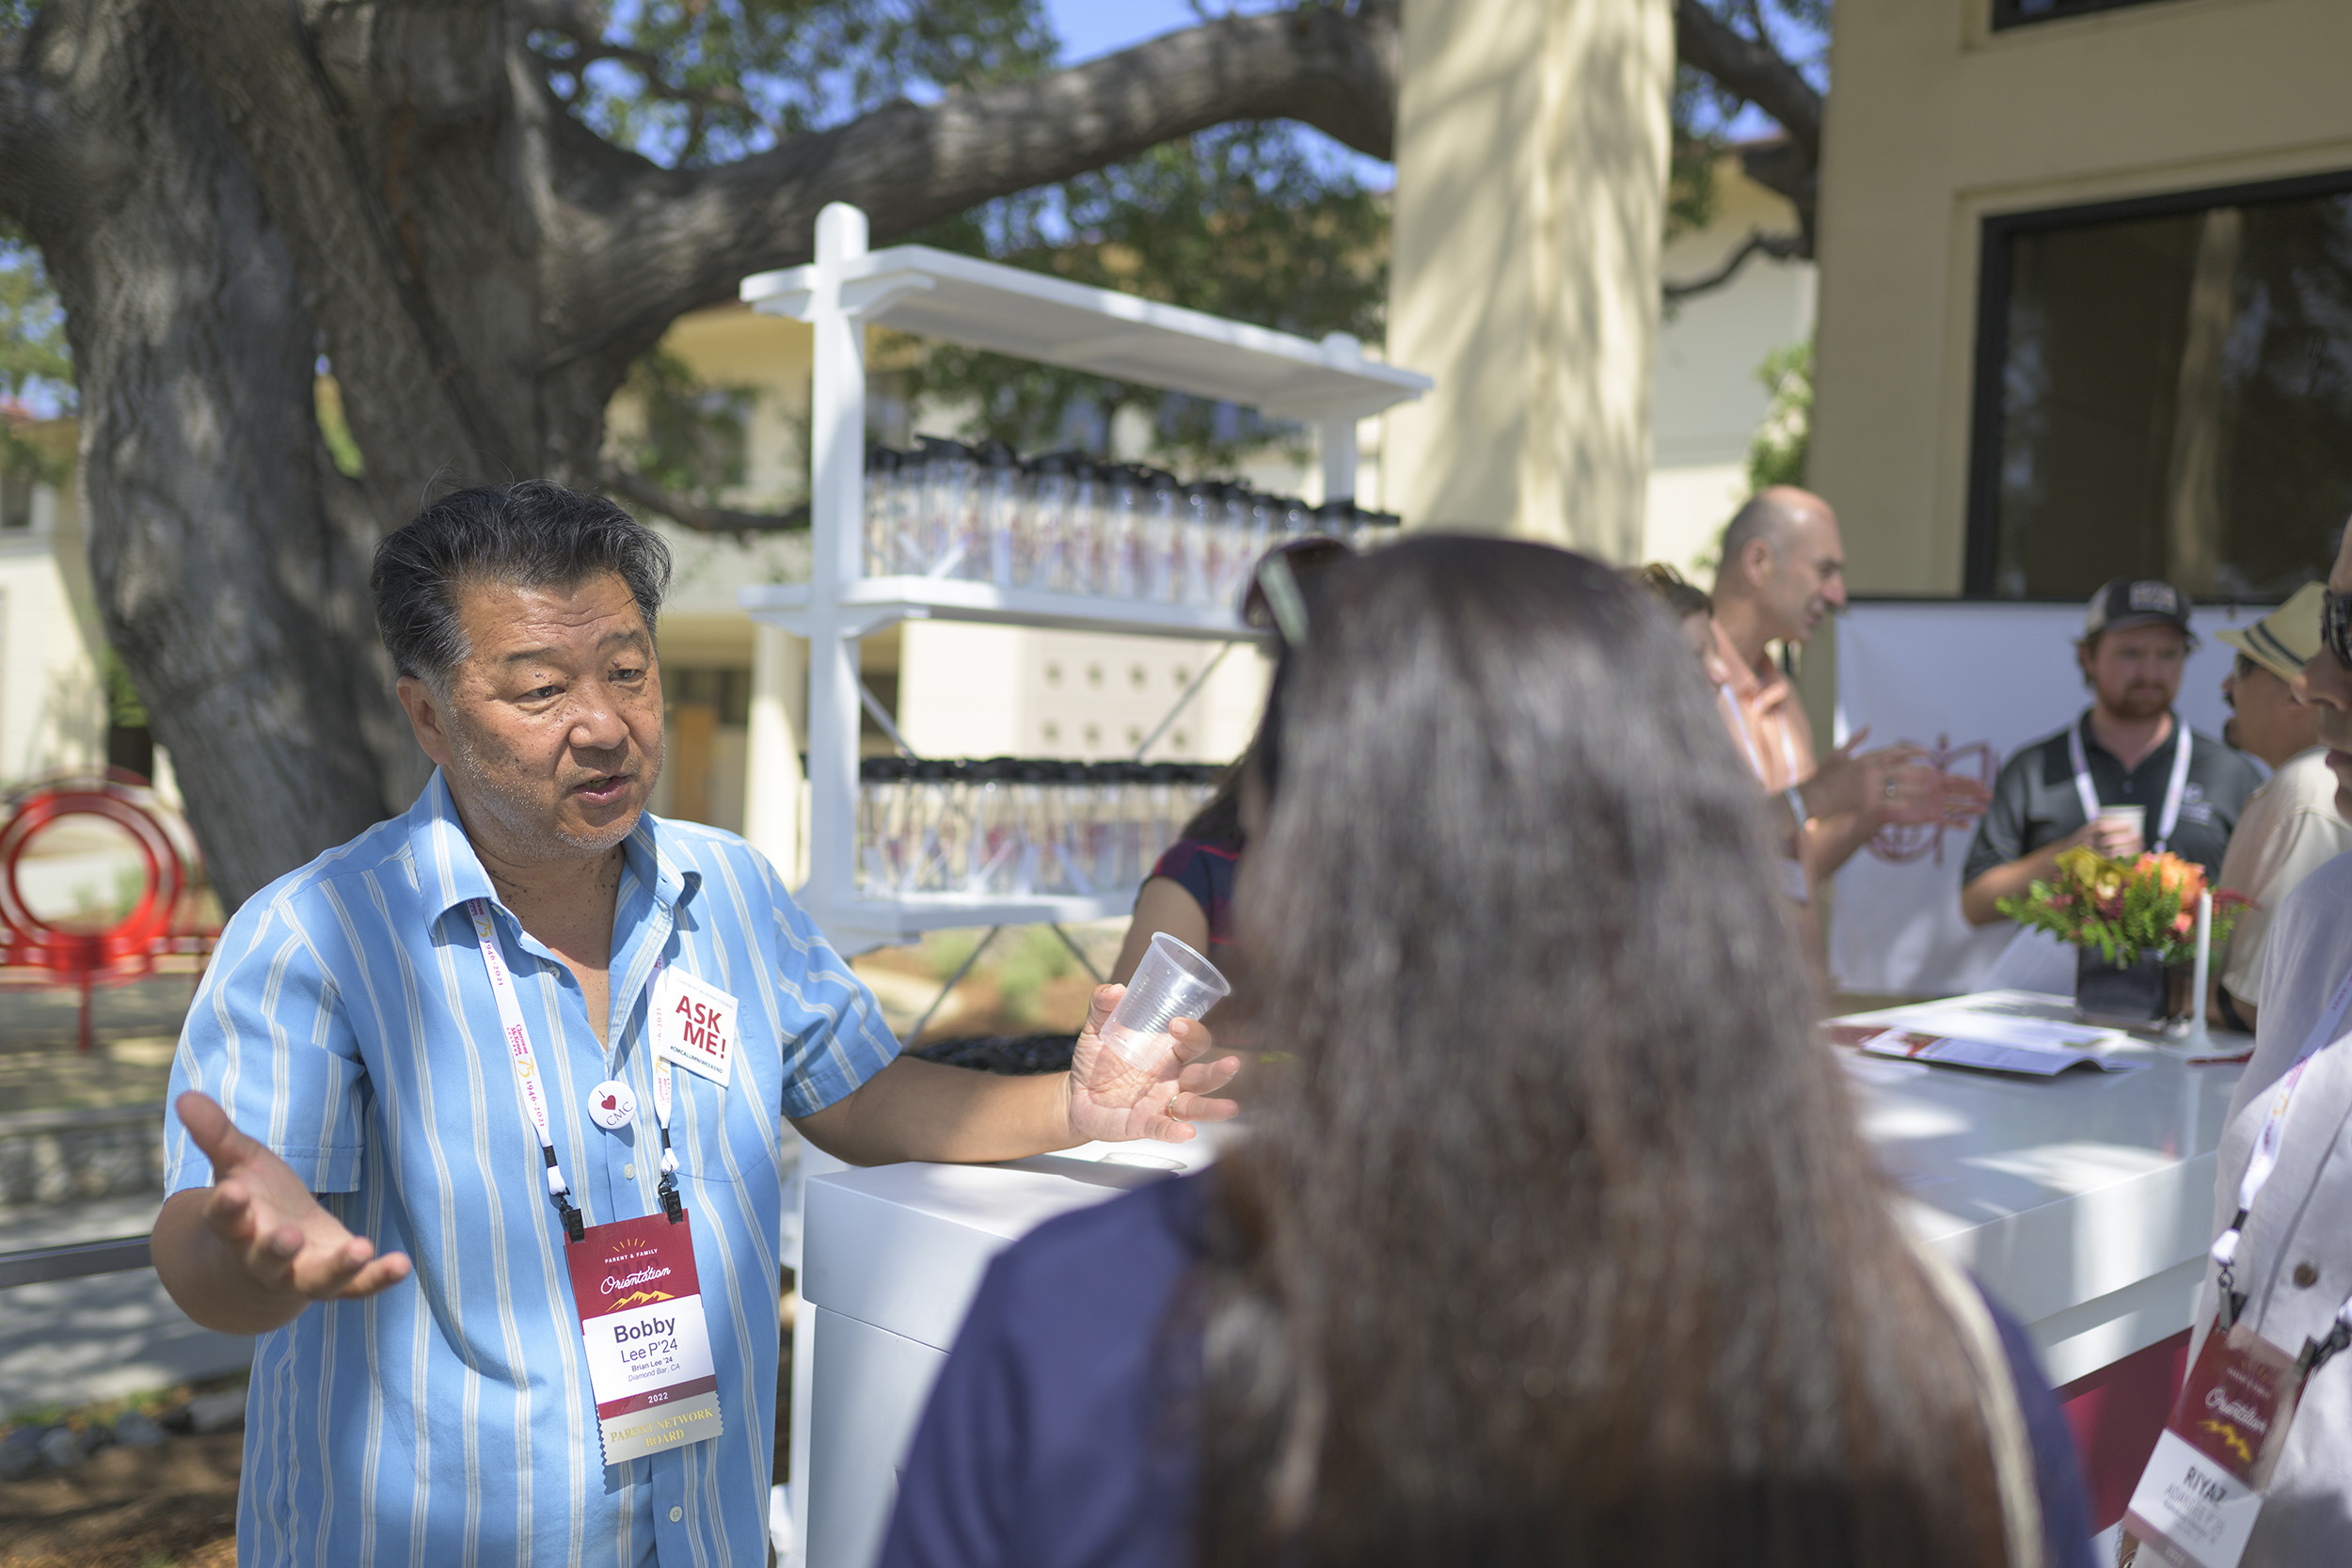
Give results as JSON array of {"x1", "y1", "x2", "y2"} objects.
[{"x1": 2209, "y1": 584, "x2": 2352, "y2": 1031}]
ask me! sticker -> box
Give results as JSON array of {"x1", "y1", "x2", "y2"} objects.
[{"x1": 655, "y1": 966, "x2": 738, "y2": 1088}]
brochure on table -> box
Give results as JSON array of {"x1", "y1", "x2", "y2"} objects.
[{"x1": 1830, "y1": 990, "x2": 2162, "y2": 1077}]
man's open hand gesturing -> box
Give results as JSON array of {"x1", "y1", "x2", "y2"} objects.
[{"x1": 151, "y1": 1092, "x2": 412, "y2": 1335}]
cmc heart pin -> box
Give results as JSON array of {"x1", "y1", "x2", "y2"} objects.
[{"x1": 587, "y1": 1079, "x2": 637, "y2": 1131}]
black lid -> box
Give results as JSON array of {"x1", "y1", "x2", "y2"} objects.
[
  {"x1": 1031, "y1": 449, "x2": 1097, "y2": 479},
  {"x1": 1015, "y1": 759, "x2": 1051, "y2": 784},
  {"x1": 915, "y1": 434, "x2": 972, "y2": 459},
  {"x1": 1085, "y1": 760, "x2": 1124, "y2": 784},
  {"x1": 1058, "y1": 760, "x2": 1092, "y2": 784},
  {"x1": 1136, "y1": 465, "x2": 1180, "y2": 491},
  {"x1": 1360, "y1": 508, "x2": 1402, "y2": 529},
  {"x1": 859, "y1": 754, "x2": 905, "y2": 781},
  {"x1": 974, "y1": 438, "x2": 1019, "y2": 468},
  {"x1": 865, "y1": 446, "x2": 902, "y2": 472},
  {"x1": 913, "y1": 758, "x2": 955, "y2": 782},
  {"x1": 1146, "y1": 761, "x2": 1186, "y2": 783},
  {"x1": 1314, "y1": 497, "x2": 1358, "y2": 523}
]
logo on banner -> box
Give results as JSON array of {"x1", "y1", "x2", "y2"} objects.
[{"x1": 1867, "y1": 734, "x2": 2001, "y2": 867}]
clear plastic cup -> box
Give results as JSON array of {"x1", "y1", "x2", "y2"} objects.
[{"x1": 1101, "y1": 931, "x2": 1231, "y2": 1070}]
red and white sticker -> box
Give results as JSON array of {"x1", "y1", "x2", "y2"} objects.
[
  {"x1": 654, "y1": 966, "x2": 737, "y2": 1088},
  {"x1": 564, "y1": 1212, "x2": 723, "y2": 1464}
]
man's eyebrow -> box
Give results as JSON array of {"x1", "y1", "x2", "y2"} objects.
[{"x1": 494, "y1": 628, "x2": 651, "y2": 666}]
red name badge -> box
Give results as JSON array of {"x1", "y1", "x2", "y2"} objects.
[
  {"x1": 2122, "y1": 1316, "x2": 2308, "y2": 1568},
  {"x1": 564, "y1": 1212, "x2": 724, "y2": 1464}
]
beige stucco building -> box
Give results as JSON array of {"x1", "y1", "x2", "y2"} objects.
[
  {"x1": 0, "y1": 458, "x2": 105, "y2": 788},
  {"x1": 1811, "y1": 0, "x2": 2352, "y2": 599}
]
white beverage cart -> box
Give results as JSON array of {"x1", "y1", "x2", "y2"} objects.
[{"x1": 734, "y1": 202, "x2": 1431, "y2": 1564}]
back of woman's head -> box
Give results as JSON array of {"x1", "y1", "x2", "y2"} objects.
[{"x1": 1197, "y1": 536, "x2": 2013, "y2": 1568}]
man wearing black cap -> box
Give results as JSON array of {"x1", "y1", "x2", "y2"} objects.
[{"x1": 1960, "y1": 578, "x2": 2263, "y2": 927}]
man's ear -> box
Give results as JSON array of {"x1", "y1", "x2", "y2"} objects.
[
  {"x1": 1740, "y1": 536, "x2": 1776, "y2": 586},
  {"x1": 396, "y1": 674, "x2": 457, "y2": 772}
]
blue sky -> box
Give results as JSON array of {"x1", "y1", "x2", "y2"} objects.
[
  {"x1": 1041, "y1": 0, "x2": 1212, "y2": 65},
  {"x1": 1040, "y1": 0, "x2": 1395, "y2": 188}
]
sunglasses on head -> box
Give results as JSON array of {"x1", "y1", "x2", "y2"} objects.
[
  {"x1": 1241, "y1": 535, "x2": 1353, "y2": 641},
  {"x1": 2327, "y1": 589, "x2": 2352, "y2": 670}
]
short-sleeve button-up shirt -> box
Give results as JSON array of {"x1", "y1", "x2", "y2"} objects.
[{"x1": 163, "y1": 770, "x2": 899, "y2": 1565}]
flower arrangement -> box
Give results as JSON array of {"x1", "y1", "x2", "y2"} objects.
[{"x1": 1998, "y1": 847, "x2": 2251, "y2": 966}]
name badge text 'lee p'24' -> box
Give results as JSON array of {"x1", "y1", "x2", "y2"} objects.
[{"x1": 564, "y1": 1212, "x2": 723, "y2": 1465}]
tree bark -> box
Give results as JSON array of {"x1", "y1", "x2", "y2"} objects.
[
  {"x1": 0, "y1": 0, "x2": 1401, "y2": 906},
  {"x1": 6, "y1": 1, "x2": 421, "y2": 905}
]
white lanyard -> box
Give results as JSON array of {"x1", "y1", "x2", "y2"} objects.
[
  {"x1": 2211, "y1": 965, "x2": 2352, "y2": 1328},
  {"x1": 2069, "y1": 714, "x2": 2192, "y2": 853},
  {"x1": 469, "y1": 897, "x2": 680, "y2": 1239},
  {"x1": 1720, "y1": 680, "x2": 1802, "y2": 788}
]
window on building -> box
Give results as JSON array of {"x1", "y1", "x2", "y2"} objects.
[
  {"x1": 661, "y1": 666, "x2": 755, "y2": 830},
  {"x1": 1969, "y1": 172, "x2": 2352, "y2": 599},
  {"x1": 1991, "y1": 0, "x2": 2177, "y2": 29},
  {"x1": 0, "y1": 471, "x2": 31, "y2": 531}
]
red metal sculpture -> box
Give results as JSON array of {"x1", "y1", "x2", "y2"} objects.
[{"x1": 0, "y1": 769, "x2": 216, "y2": 1051}]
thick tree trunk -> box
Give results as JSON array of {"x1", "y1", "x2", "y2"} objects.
[
  {"x1": 7, "y1": 1, "x2": 420, "y2": 905},
  {"x1": 0, "y1": 0, "x2": 1402, "y2": 907}
]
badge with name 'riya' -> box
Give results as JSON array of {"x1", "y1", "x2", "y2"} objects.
[
  {"x1": 654, "y1": 966, "x2": 737, "y2": 1088},
  {"x1": 2123, "y1": 1317, "x2": 2309, "y2": 1568}
]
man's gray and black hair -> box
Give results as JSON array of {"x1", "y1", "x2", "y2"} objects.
[{"x1": 371, "y1": 481, "x2": 672, "y2": 688}]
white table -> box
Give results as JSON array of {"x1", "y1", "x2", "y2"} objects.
[
  {"x1": 795, "y1": 1126, "x2": 1236, "y2": 1568},
  {"x1": 1833, "y1": 990, "x2": 2247, "y2": 1386},
  {"x1": 796, "y1": 991, "x2": 2244, "y2": 1566}
]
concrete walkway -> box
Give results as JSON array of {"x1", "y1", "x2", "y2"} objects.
[{"x1": 0, "y1": 1194, "x2": 250, "y2": 1418}]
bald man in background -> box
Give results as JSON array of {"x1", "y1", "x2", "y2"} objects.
[{"x1": 1708, "y1": 487, "x2": 1988, "y2": 895}]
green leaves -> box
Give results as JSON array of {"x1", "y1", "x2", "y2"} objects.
[
  {"x1": 1747, "y1": 337, "x2": 1812, "y2": 491},
  {"x1": 0, "y1": 219, "x2": 73, "y2": 484},
  {"x1": 885, "y1": 121, "x2": 1390, "y2": 475},
  {"x1": 533, "y1": 0, "x2": 1057, "y2": 167},
  {"x1": 618, "y1": 348, "x2": 759, "y2": 503}
]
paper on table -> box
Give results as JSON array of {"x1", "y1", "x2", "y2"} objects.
[
  {"x1": 1857, "y1": 1028, "x2": 2147, "y2": 1077},
  {"x1": 1882, "y1": 1009, "x2": 2133, "y2": 1053}
]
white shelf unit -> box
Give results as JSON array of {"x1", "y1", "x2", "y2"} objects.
[{"x1": 737, "y1": 202, "x2": 1431, "y2": 958}]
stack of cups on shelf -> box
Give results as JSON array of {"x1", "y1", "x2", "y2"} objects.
[
  {"x1": 862, "y1": 438, "x2": 1401, "y2": 605},
  {"x1": 853, "y1": 756, "x2": 1223, "y2": 899}
]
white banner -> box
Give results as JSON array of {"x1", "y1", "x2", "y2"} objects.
[{"x1": 1826, "y1": 600, "x2": 2268, "y2": 997}]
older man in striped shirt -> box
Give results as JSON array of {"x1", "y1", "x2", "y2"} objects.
[{"x1": 151, "y1": 482, "x2": 1236, "y2": 1565}]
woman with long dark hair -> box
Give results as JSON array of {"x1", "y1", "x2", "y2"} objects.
[{"x1": 880, "y1": 537, "x2": 2092, "y2": 1568}]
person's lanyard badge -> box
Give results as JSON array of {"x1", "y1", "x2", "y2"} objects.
[
  {"x1": 469, "y1": 898, "x2": 737, "y2": 1465},
  {"x1": 2122, "y1": 968, "x2": 2352, "y2": 1567},
  {"x1": 2070, "y1": 718, "x2": 2192, "y2": 854}
]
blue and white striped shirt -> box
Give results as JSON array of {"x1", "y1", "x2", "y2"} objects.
[{"x1": 164, "y1": 771, "x2": 899, "y2": 1565}]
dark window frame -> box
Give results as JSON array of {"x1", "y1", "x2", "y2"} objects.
[
  {"x1": 1991, "y1": 0, "x2": 2177, "y2": 30},
  {"x1": 1963, "y1": 166, "x2": 2352, "y2": 596}
]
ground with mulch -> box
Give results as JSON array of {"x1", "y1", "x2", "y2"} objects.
[{"x1": 0, "y1": 1433, "x2": 242, "y2": 1568}]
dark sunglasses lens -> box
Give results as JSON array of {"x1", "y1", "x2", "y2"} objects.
[{"x1": 2331, "y1": 593, "x2": 2352, "y2": 666}]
